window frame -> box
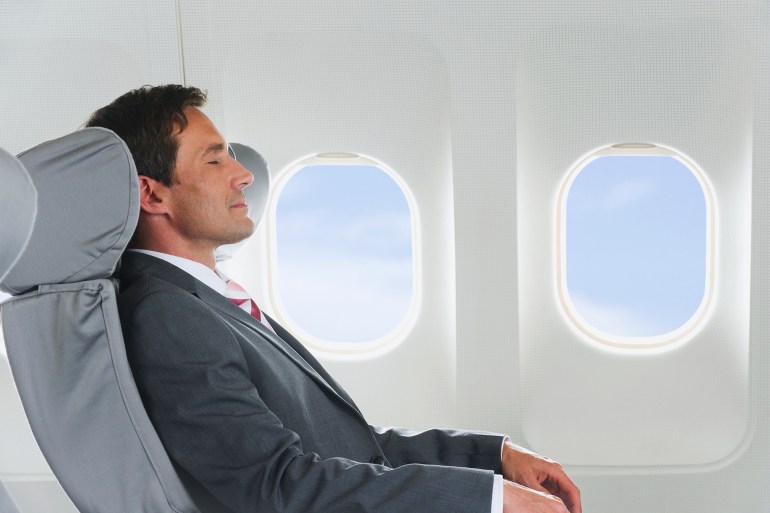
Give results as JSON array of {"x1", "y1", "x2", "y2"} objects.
[
  {"x1": 265, "y1": 152, "x2": 421, "y2": 357},
  {"x1": 555, "y1": 144, "x2": 717, "y2": 350}
]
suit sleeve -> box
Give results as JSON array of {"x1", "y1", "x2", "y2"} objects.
[
  {"x1": 122, "y1": 289, "x2": 495, "y2": 513},
  {"x1": 370, "y1": 426, "x2": 505, "y2": 472}
]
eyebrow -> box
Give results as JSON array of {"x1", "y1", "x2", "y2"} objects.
[{"x1": 202, "y1": 143, "x2": 226, "y2": 158}]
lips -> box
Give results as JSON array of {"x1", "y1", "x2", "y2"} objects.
[{"x1": 230, "y1": 196, "x2": 249, "y2": 208}]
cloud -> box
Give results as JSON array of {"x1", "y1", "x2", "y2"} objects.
[
  {"x1": 339, "y1": 213, "x2": 412, "y2": 249},
  {"x1": 568, "y1": 292, "x2": 667, "y2": 338},
  {"x1": 279, "y1": 208, "x2": 412, "y2": 258},
  {"x1": 273, "y1": 181, "x2": 414, "y2": 342},
  {"x1": 603, "y1": 181, "x2": 656, "y2": 211},
  {"x1": 276, "y1": 252, "x2": 413, "y2": 343}
]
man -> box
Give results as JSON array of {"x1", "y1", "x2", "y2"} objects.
[{"x1": 87, "y1": 85, "x2": 581, "y2": 513}]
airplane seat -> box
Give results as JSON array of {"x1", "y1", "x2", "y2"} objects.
[
  {"x1": 0, "y1": 147, "x2": 36, "y2": 513},
  {"x1": 0, "y1": 147, "x2": 36, "y2": 282},
  {"x1": 0, "y1": 128, "x2": 201, "y2": 513}
]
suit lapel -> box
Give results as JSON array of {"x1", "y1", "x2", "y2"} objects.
[
  {"x1": 195, "y1": 285, "x2": 367, "y2": 418},
  {"x1": 197, "y1": 285, "x2": 325, "y2": 379},
  {"x1": 265, "y1": 315, "x2": 364, "y2": 415}
]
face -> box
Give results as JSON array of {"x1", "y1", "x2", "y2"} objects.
[{"x1": 163, "y1": 107, "x2": 255, "y2": 252}]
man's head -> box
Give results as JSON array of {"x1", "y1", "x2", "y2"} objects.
[
  {"x1": 86, "y1": 85, "x2": 206, "y2": 185},
  {"x1": 87, "y1": 85, "x2": 255, "y2": 266}
]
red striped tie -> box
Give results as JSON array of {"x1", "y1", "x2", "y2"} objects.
[{"x1": 224, "y1": 278, "x2": 264, "y2": 322}]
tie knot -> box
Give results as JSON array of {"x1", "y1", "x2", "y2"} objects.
[
  {"x1": 225, "y1": 279, "x2": 250, "y2": 298},
  {"x1": 222, "y1": 278, "x2": 263, "y2": 322}
]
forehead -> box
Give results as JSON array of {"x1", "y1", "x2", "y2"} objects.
[{"x1": 176, "y1": 107, "x2": 226, "y2": 152}]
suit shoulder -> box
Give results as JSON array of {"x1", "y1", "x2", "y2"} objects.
[
  {"x1": 117, "y1": 274, "x2": 239, "y2": 357},
  {"x1": 116, "y1": 269, "x2": 205, "y2": 321}
]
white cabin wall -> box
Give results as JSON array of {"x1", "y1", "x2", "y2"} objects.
[
  {"x1": 0, "y1": 0, "x2": 183, "y2": 154},
  {"x1": 746, "y1": 10, "x2": 770, "y2": 512},
  {"x1": 508, "y1": 3, "x2": 767, "y2": 512},
  {"x1": 515, "y1": 11, "x2": 754, "y2": 467}
]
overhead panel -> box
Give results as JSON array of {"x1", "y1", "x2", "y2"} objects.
[{"x1": 0, "y1": 0, "x2": 182, "y2": 154}]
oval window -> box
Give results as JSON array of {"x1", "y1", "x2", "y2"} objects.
[
  {"x1": 270, "y1": 155, "x2": 416, "y2": 352},
  {"x1": 557, "y1": 145, "x2": 715, "y2": 348}
]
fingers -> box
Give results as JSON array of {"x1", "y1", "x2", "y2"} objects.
[
  {"x1": 530, "y1": 466, "x2": 580, "y2": 513},
  {"x1": 503, "y1": 481, "x2": 569, "y2": 513},
  {"x1": 501, "y1": 442, "x2": 582, "y2": 513},
  {"x1": 521, "y1": 473, "x2": 580, "y2": 513},
  {"x1": 543, "y1": 471, "x2": 581, "y2": 513}
]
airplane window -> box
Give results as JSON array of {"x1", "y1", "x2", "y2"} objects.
[
  {"x1": 271, "y1": 158, "x2": 414, "y2": 350},
  {"x1": 557, "y1": 145, "x2": 714, "y2": 347}
]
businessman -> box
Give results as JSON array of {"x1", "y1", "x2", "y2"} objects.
[{"x1": 87, "y1": 85, "x2": 581, "y2": 513}]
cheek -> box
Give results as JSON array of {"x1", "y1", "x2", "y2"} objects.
[{"x1": 171, "y1": 189, "x2": 214, "y2": 222}]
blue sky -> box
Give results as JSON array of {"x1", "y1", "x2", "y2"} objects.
[
  {"x1": 566, "y1": 156, "x2": 707, "y2": 337},
  {"x1": 275, "y1": 164, "x2": 413, "y2": 343}
]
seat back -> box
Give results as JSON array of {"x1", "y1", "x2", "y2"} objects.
[
  {"x1": 0, "y1": 129, "x2": 200, "y2": 513},
  {"x1": 0, "y1": 146, "x2": 34, "y2": 513},
  {"x1": 0, "y1": 147, "x2": 36, "y2": 283}
]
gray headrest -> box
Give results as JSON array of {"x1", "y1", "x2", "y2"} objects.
[
  {"x1": 0, "y1": 128, "x2": 139, "y2": 294},
  {"x1": 0, "y1": 148, "x2": 37, "y2": 282},
  {"x1": 216, "y1": 142, "x2": 271, "y2": 262}
]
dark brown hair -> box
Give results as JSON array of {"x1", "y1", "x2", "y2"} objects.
[{"x1": 85, "y1": 85, "x2": 207, "y2": 185}]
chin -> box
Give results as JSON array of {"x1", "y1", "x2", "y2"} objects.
[{"x1": 227, "y1": 225, "x2": 255, "y2": 245}]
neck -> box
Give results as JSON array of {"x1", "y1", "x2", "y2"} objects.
[
  {"x1": 133, "y1": 220, "x2": 218, "y2": 269},
  {"x1": 132, "y1": 238, "x2": 217, "y2": 270}
]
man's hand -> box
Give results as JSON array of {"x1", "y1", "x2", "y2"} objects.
[
  {"x1": 501, "y1": 440, "x2": 582, "y2": 513},
  {"x1": 503, "y1": 481, "x2": 569, "y2": 513}
]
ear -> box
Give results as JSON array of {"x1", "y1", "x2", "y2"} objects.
[{"x1": 137, "y1": 175, "x2": 170, "y2": 215}]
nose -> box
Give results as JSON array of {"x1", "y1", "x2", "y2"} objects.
[{"x1": 232, "y1": 159, "x2": 254, "y2": 190}]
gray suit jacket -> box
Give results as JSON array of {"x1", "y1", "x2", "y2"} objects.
[{"x1": 116, "y1": 252, "x2": 504, "y2": 513}]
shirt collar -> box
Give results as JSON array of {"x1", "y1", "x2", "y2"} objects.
[{"x1": 127, "y1": 249, "x2": 227, "y2": 296}]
